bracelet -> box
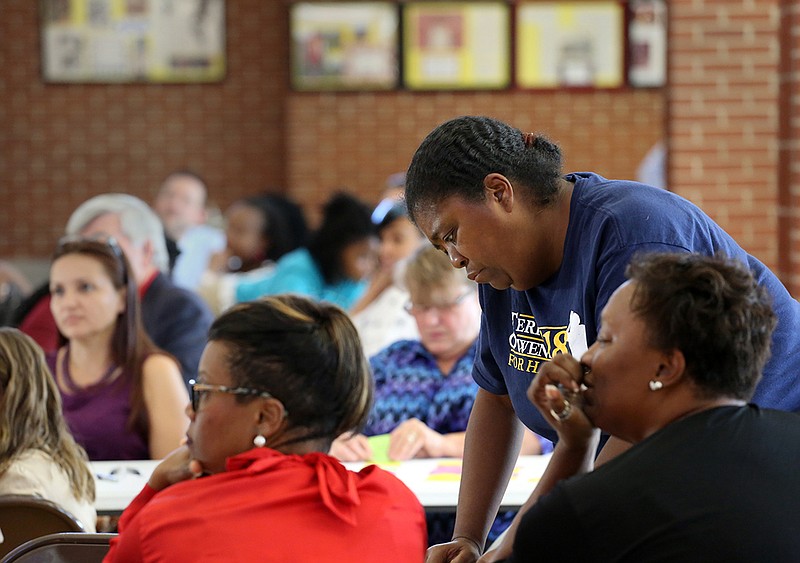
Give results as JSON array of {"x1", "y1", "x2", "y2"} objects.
[{"x1": 451, "y1": 535, "x2": 483, "y2": 554}]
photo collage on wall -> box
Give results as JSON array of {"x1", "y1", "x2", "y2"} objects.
[
  {"x1": 40, "y1": 0, "x2": 226, "y2": 83},
  {"x1": 290, "y1": 0, "x2": 667, "y2": 92}
]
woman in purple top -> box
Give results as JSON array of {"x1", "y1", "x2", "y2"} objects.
[{"x1": 47, "y1": 237, "x2": 188, "y2": 460}]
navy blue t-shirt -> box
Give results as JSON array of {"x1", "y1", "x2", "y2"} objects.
[{"x1": 475, "y1": 172, "x2": 800, "y2": 443}]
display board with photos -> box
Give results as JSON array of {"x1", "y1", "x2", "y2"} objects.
[
  {"x1": 515, "y1": 1, "x2": 625, "y2": 89},
  {"x1": 402, "y1": 1, "x2": 511, "y2": 90},
  {"x1": 286, "y1": 1, "x2": 665, "y2": 92},
  {"x1": 627, "y1": 0, "x2": 666, "y2": 87},
  {"x1": 290, "y1": 1, "x2": 400, "y2": 91},
  {"x1": 40, "y1": 0, "x2": 226, "y2": 83}
]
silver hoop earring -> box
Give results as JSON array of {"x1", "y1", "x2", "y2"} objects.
[
  {"x1": 253, "y1": 434, "x2": 267, "y2": 448},
  {"x1": 649, "y1": 380, "x2": 663, "y2": 391}
]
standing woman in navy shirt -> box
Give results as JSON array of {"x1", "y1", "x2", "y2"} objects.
[{"x1": 404, "y1": 115, "x2": 800, "y2": 563}]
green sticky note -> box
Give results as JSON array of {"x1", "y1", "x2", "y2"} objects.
[{"x1": 367, "y1": 434, "x2": 391, "y2": 463}]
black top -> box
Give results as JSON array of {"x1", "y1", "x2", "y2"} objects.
[
  {"x1": 140, "y1": 272, "x2": 212, "y2": 387},
  {"x1": 507, "y1": 405, "x2": 800, "y2": 563}
]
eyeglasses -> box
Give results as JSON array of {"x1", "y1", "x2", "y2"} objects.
[
  {"x1": 403, "y1": 290, "x2": 473, "y2": 316},
  {"x1": 188, "y1": 379, "x2": 277, "y2": 412}
]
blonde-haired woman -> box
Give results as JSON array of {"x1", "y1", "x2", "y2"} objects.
[{"x1": 0, "y1": 328, "x2": 96, "y2": 531}]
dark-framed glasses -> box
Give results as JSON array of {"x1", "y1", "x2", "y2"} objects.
[
  {"x1": 188, "y1": 379, "x2": 277, "y2": 412},
  {"x1": 403, "y1": 289, "x2": 473, "y2": 316}
]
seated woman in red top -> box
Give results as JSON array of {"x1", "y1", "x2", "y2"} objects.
[{"x1": 105, "y1": 295, "x2": 427, "y2": 563}]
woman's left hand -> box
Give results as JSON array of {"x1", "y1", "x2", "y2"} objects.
[
  {"x1": 148, "y1": 445, "x2": 204, "y2": 492},
  {"x1": 388, "y1": 418, "x2": 444, "y2": 460},
  {"x1": 528, "y1": 353, "x2": 596, "y2": 449}
]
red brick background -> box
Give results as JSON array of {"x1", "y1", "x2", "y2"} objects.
[
  {"x1": 777, "y1": 0, "x2": 800, "y2": 293},
  {"x1": 668, "y1": 1, "x2": 800, "y2": 294},
  {"x1": 1, "y1": 1, "x2": 288, "y2": 255},
  {"x1": 286, "y1": 89, "x2": 664, "y2": 220},
  {"x1": 0, "y1": 2, "x2": 662, "y2": 255},
  {"x1": 2, "y1": 1, "x2": 797, "y2": 295}
]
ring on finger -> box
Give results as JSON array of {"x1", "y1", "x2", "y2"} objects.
[{"x1": 550, "y1": 399, "x2": 572, "y2": 421}]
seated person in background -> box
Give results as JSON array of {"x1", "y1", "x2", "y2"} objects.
[
  {"x1": 16, "y1": 194, "x2": 213, "y2": 387},
  {"x1": 0, "y1": 328, "x2": 96, "y2": 532},
  {"x1": 0, "y1": 260, "x2": 32, "y2": 327},
  {"x1": 351, "y1": 200, "x2": 425, "y2": 357},
  {"x1": 199, "y1": 193, "x2": 309, "y2": 315},
  {"x1": 332, "y1": 245, "x2": 549, "y2": 546},
  {"x1": 105, "y1": 295, "x2": 427, "y2": 562},
  {"x1": 235, "y1": 192, "x2": 377, "y2": 311},
  {"x1": 334, "y1": 245, "x2": 549, "y2": 461},
  {"x1": 47, "y1": 237, "x2": 189, "y2": 461},
  {"x1": 505, "y1": 252, "x2": 800, "y2": 563},
  {"x1": 153, "y1": 170, "x2": 225, "y2": 291},
  {"x1": 382, "y1": 171, "x2": 408, "y2": 202}
]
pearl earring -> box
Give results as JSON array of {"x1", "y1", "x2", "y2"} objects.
[
  {"x1": 649, "y1": 380, "x2": 663, "y2": 391},
  {"x1": 253, "y1": 434, "x2": 266, "y2": 447}
]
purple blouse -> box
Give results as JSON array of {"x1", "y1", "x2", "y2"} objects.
[{"x1": 46, "y1": 350, "x2": 149, "y2": 461}]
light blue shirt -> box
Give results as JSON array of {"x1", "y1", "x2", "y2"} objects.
[
  {"x1": 235, "y1": 248, "x2": 367, "y2": 310},
  {"x1": 171, "y1": 225, "x2": 226, "y2": 290}
]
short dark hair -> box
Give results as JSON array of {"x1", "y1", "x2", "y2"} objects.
[
  {"x1": 405, "y1": 116, "x2": 563, "y2": 224},
  {"x1": 207, "y1": 295, "x2": 373, "y2": 449},
  {"x1": 626, "y1": 252, "x2": 776, "y2": 401},
  {"x1": 307, "y1": 192, "x2": 375, "y2": 283},
  {"x1": 242, "y1": 194, "x2": 309, "y2": 262}
]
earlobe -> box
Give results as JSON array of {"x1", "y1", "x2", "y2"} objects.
[
  {"x1": 656, "y1": 350, "x2": 686, "y2": 387},
  {"x1": 257, "y1": 398, "x2": 287, "y2": 436},
  {"x1": 483, "y1": 173, "x2": 514, "y2": 211}
]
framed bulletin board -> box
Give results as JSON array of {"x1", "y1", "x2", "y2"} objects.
[
  {"x1": 628, "y1": 0, "x2": 666, "y2": 87},
  {"x1": 515, "y1": 1, "x2": 624, "y2": 89},
  {"x1": 40, "y1": 0, "x2": 225, "y2": 83},
  {"x1": 403, "y1": 1, "x2": 511, "y2": 90},
  {"x1": 290, "y1": 2, "x2": 399, "y2": 91}
]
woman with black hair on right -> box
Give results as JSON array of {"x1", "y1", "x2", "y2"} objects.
[
  {"x1": 503, "y1": 252, "x2": 800, "y2": 562},
  {"x1": 234, "y1": 192, "x2": 377, "y2": 311}
]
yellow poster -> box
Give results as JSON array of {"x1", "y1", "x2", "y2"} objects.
[
  {"x1": 41, "y1": 0, "x2": 226, "y2": 83},
  {"x1": 404, "y1": 2, "x2": 510, "y2": 90},
  {"x1": 516, "y1": 2, "x2": 624, "y2": 89}
]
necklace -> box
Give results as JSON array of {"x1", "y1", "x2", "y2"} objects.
[{"x1": 60, "y1": 346, "x2": 120, "y2": 393}]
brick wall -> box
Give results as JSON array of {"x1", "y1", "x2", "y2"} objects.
[
  {"x1": 668, "y1": 0, "x2": 783, "y2": 272},
  {"x1": 10, "y1": 0, "x2": 793, "y2": 294},
  {"x1": 285, "y1": 90, "x2": 664, "y2": 220},
  {"x1": 1, "y1": 2, "x2": 663, "y2": 258},
  {"x1": 0, "y1": 0, "x2": 288, "y2": 257},
  {"x1": 777, "y1": 0, "x2": 800, "y2": 294},
  {"x1": 0, "y1": 0, "x2": 724, "y2": 270}
]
